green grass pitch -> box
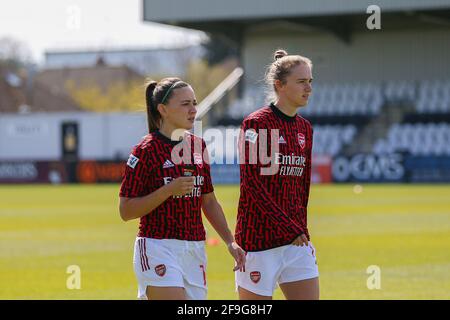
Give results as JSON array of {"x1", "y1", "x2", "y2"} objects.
[{"x1": 1, "y1": 184, "x2": 449, "y2": 299}]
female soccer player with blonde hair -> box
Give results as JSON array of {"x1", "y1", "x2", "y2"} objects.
[{"x1": 235, "y1": 49, "x2": 319, "y2": 300}]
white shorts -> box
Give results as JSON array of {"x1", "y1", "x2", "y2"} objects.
[
  {"x1": 133, "y1": 237, "x2": 207, "y2": 300},
  {"x1": 235, "y1": 242, "x2": 319, "y2": 297}
]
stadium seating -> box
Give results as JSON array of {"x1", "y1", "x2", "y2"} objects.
[
  {"x1": 415, "y1": 80, "x2": 450, "y2": 113},
  {"x1": 221, "y1": 79, "x2": 450, "y2": 159},
  {"x1": 227, "y1": 82, "x2": 384, "y2": 119},
  {"x1": 302, "y1": 83, "x2": 383, "y2": 116},
  {"x1": 373, "y1": 123, "x2": 450, "y2": 156},
  {"x1": 384, "y1": 80, "x2": 416, "y2": 103},
  {"x1": 311, "y1": 125, "x2": 357, "y2": 156},
  {"x1": 227, "y1": 79, "x2": 450, "y2": 119}
]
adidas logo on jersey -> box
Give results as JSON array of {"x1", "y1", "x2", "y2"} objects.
[
  {"x1": 278, "y1": 135, "x2": 286, "y2": 144},
  {"x1": 163, "y1": 159, "x2": 175, "y2": 169}
]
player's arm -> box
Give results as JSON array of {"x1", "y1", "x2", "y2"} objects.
[
  {"x1": 291, "y1": 124, "x2": 314, "y2": 247},
  {"x1": 201, "y1": 192, "x2": 246, "y2": 271},
  {"x1": 301, "y1": 123, "x2": 313, "y2": 210},
  {"x1": 240, "y1": 118, "x2": 305, "y2": 238},
  {"x1": 119, "y1": 177, "x2": 194, "y2": 221}
]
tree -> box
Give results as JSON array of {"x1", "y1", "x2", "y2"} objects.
[
  {"x1": 0, "y1": 37, "x2": 33, "y2": 70},
  {"x1": 65, "y1": 80, "x2": 145, "y2": 112}
]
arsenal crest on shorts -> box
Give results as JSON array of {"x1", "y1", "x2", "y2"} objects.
[
  {"x1": 155, "y1": 264, "x2": 166, "y2": 277},
  {"x1": 297, "y1": 133, "x2": 306, "y2": 150},
  {"x1": 250, "y1": 271, "x2": 261, "y2": 284}
]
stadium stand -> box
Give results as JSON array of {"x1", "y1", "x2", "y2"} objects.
[
  {"x1": 301, "y1": 83, "x2": 384, "y2": 117},
  {"x1": 218, "y1": 78, "x2": 450, "y2": 158},
  {"x1": 416, "y1": 80, "x2": 450, "y2": 114},
  {"x1": 312, "y1": 125, "x2": 357, "y2": 156},
  {"x1": 384, "y1": 80, "x2": 416, "y2": 103},
  {"x1": 226, "y1": 79, "x2": 449, "y2": 120},
  {"x1": 373, "y1": 123, "x2": 450, "y2": 156},
  {"x1": 226, "y1": 82, "x2": 384, "y2": 120}
]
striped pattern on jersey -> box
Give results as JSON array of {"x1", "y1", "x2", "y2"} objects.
[
  {"x1": 235, "y1": 104, "x2": 313, "y2": 252},
  {"x1": 120, "y1": 131, "x2": 214, "y2": 241}
]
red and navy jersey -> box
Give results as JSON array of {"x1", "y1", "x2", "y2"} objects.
[
  {"x1": 119, "y1": 131, "x2": 214, "y2": 241},
  {"x1": 235, "y1": 103, "x2": 313, "y2": 252}
]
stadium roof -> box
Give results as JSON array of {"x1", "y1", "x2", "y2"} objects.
[
  {"x1": 143, "y1": 0, "x2": 450, "y2": 23},
  {"x1": 143, "y1": 0, "x2": 450, "y2": 45}
]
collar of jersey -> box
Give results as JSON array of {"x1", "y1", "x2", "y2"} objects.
[
  {"x1": 270, "y1": 103, "x2": 297, "y2": 122},
  {"x1": 155, "y1": 130, "x2": 183, "y2": 146}
]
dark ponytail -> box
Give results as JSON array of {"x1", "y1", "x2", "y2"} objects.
[
  {"x1": 145, "y1": 81, "x2": 159, "y2": 132},
  {"x1": 144, "y1": 77, "x2": 189, "y2": 133}
]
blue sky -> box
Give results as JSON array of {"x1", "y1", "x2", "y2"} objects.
[{"x1": 0, "y1": 0, "x2": 205, "y2": 64}]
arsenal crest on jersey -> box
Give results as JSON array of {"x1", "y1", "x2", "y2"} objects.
[
  {"x1": 250, "y1": 271, "x2": 261, "y2": 284},
  {"x1": 155, "y1": 264, "x2": 166, "y2": 277},
  {"x1": 193, "y1": 152, "x2": 203, "y2": 168},
  {"x1": 297, "y1": 133, "x2": 306, "y2": 150}
]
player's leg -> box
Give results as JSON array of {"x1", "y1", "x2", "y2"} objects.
[
  {"x1": 238, "y1": 286, "x2": 272, "y2": 300},
  {"x1": 146, "y1": 286, "x2": 186, "y2": 300},
  {"x1": 279, "y1": 277, "x2": 319, "y2": 300},
  {"x1": 278, "y1": 242, "x2": 320, "y2": 300},
  {"x1": 184, "y1": 284, "x2": 207, "y2": 300},
  {"x1": 181, "y1": 242, "x2": 208, "y2": 300}
]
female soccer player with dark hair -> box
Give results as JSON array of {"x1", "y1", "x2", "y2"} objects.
[
  {"x1": 235, "y1": 49, "x2": 319, "y2": 300},
  {"x1": 119, "y1": 77, "x2": 245, "y2": 300}
]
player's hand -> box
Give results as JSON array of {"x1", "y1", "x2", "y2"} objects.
[
  {"x1": 292, "y1": 234, "x2": 309, "y2": 247},
  {"x1": 227, "y1": 242, "x2": 246, "y2": 272},
  {"x1": 169, "y1": 176, "x2": 195, "y2": 196}
]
